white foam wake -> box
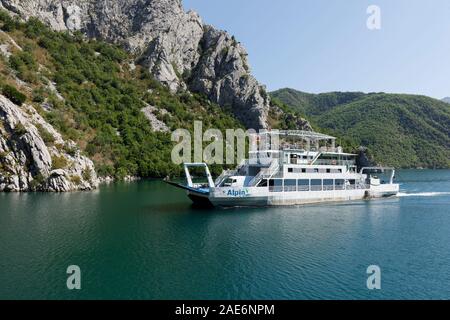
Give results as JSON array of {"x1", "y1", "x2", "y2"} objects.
[{"x1": 398, "y1": 192, "x2": 450, "y2": 197}]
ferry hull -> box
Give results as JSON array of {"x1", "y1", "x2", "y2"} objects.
[
  {"x1": 208, "y1": 185, "x2": 400, "y2": 207},
  {"x1": 169, "y1": 178, "x2": 400, "y2": 208}
]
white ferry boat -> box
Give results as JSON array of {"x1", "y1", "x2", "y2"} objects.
[{"x1": 167, "y1": 130, "x2": 399, "y2": 207}]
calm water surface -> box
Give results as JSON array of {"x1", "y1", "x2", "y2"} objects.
[{"x1": 1, "y1": 170, "x2": 450, "y2": 299}]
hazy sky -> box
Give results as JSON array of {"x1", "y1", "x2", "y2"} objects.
[{"x1": 183, "y1": 0, "x2": 450, "y2": 99}]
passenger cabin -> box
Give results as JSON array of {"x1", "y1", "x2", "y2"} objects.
[{"x1": 216, "y1": 130, "x2": 359, "y2": 189}]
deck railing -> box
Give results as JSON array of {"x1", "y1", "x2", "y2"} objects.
[
  {"x1": 214, "y1": 170, "x2": 237, "y2": 186},
  {"x1": 266, "y1": 181, "x2": 371, "y2": 193},
  {"x1": 214, "y1": 160, "x2": 249, "y2": 186},
  {"x1": 312, "y1": 159, "x2": 356, "y2": 166},
  {"x1": 269, "y1": 186, "x2": 283, "y2": 192},
  {"x1": 298, "y1": 185, "x2": 310, "y2": 191},
  {"x1": 248, "y1": 160, "x2": 279, "y2": 187},
  {"x1": 283, "y1": 185, "x2": 297, "y2": 192}
]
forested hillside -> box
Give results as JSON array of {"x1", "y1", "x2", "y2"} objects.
[
  {"x1": 272, "y1": 88, "x2": 450, "y2": 168},
  {"x1": 0, "y1": 12, "x2": 242, "y2": 179}
]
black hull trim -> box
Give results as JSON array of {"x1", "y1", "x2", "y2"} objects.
[
  {"x1": 164, "y1": 180, "x2": 193, "y2": 192},
  {"x1": 188, "y1": 194, "x2": 214, "y2": 207},
  {"x1": 164, "y1": 180, "x2": 213, "y2": 207}
]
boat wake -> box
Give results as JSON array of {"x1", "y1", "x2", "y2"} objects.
[{"x1": 398, "y1": 192, "x2": 450, "y2": 198}]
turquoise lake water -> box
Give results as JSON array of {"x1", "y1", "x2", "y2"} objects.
[{"x1": 1, "y1": 170, "x2": 450, "y2": 299}]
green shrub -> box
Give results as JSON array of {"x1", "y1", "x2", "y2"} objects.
[
  {"x1": 29, "y1": 173, "x2": 45, "y2": 190},
  {"x1": 51, "y1": 155, "x2": 68, "y2": 170},
  {"x1": 2, "y1": 85, "x2": 27, "y2": 106},
  {"x1": 96, "y1": 165, "x2": 114, "y2": 177},
  {"x1": 32, "y1": 88, "x2": 46, "y2": 103},
  {"x1": 36, "y1": 124, "x2": 55, "y2": 146},
  {"x1": 70, "y1": 175, "x2": 82, "y2": 185},
  {"x1": 24, "y1": 17, "x2": 47, "y2": 39},
  {"x1": 10, "y1": 51, "x2": 37, "y2": 71},
  {"x1": 0, "y1": 11, "x2": 20, "y2": 31},
  {"x1": 14, "y1": 123, "x2": 27, "y2": 136},
  {"x1": 82, "y1": 169, "x2": 92, "y2": 183},
  {"x1": 63, "y1": 144, "x2": 78, "y2": 157}
]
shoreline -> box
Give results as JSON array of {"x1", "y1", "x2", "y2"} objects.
[{"x1": 1, "y1": 168, "x2": 449, "y2": 193}]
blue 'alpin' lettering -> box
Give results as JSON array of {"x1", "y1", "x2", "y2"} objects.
[{"x1": 227, "y1": 189, "x2": 249, "y2": 197}]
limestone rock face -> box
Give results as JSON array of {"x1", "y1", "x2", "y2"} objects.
[
  {"x1": 0, "y1": 0, "x2": 271, "y2": 129},
  {"x1": 190, "y1": 26, "x2": 269, "y2": 130},
  {"x1": 0, "y1": 95, "x2": 99, "y2": 192},
  {"x1": 141, "y1": 104, "x2": 169, "y2": 132}
]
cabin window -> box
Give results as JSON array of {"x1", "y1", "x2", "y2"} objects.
[
  {"x1": 290, "y1": 154, "x2": 299, "y2": 164},
  {"x1": 314, "y1": 169, "x2": 319, "y2": 173},
  {"x1": 288, "y1": 168, "x2": 293, "y2": 173},
  {"x1": 323, "y1": 179, "x2": 334, "y2": 191},
  {"x1": 347, "y1": 179, "x2": 356, "y2": 189},
  {"x1": 311, "y1": 179, "x2": 322, "y2": 191},
  {"x1": 284, "y1": 179, "x2": 296, "y2": 192},
  {"x1": 269, "y1": 179, "x2": 283, "y2": 192},
  {"x1": 335, "y1": 179, "x2": 345, "y2": 190},
  {"x1": 223, "y1": 178, "x2": 235, "y2": 187},
  {"x1": 302, "y1": 168, "x2": 306, "y2": 173},
  {"x1": 257, "y1": 179, "x2": 268, "y2": 187},
  {"x1": 326, "y1": 169, "x2": 331, "y2": 173},
  {"x1": 298, "y1": 179, "x2": 310, "y2": 191}
]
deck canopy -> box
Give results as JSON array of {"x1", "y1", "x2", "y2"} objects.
[
  {"x1": 255, "y1": 130, "x2": 336, "y2": 141},
  {"x1": 249, "y1": 130, "x2": 338, "y2": 153}
]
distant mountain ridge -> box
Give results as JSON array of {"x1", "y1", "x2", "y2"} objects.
[
  {"x1": 442, "y1": 97, "x2": 450, "y2": 104},
  {"x1": 271, "y1": 88, "x2": 450, "y2": 168}
]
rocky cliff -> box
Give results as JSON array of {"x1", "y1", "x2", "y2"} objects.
[
  {"x1": 0, "y1": 95, "x2": 98, "y2": 191},
  {"x1": 0, "y1": 0, "x2": 271, "y2": 129}
]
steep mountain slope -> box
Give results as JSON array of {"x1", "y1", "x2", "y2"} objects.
[
  {"x1": 272, "y1": 88, "x2": 450, "y2": 168},
  {"x1": 0, "y1": 12, "x2": 246, "y2": 189},
  {"x1": 0, "y1": 0, "x2": 270, "y2": 129}
]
